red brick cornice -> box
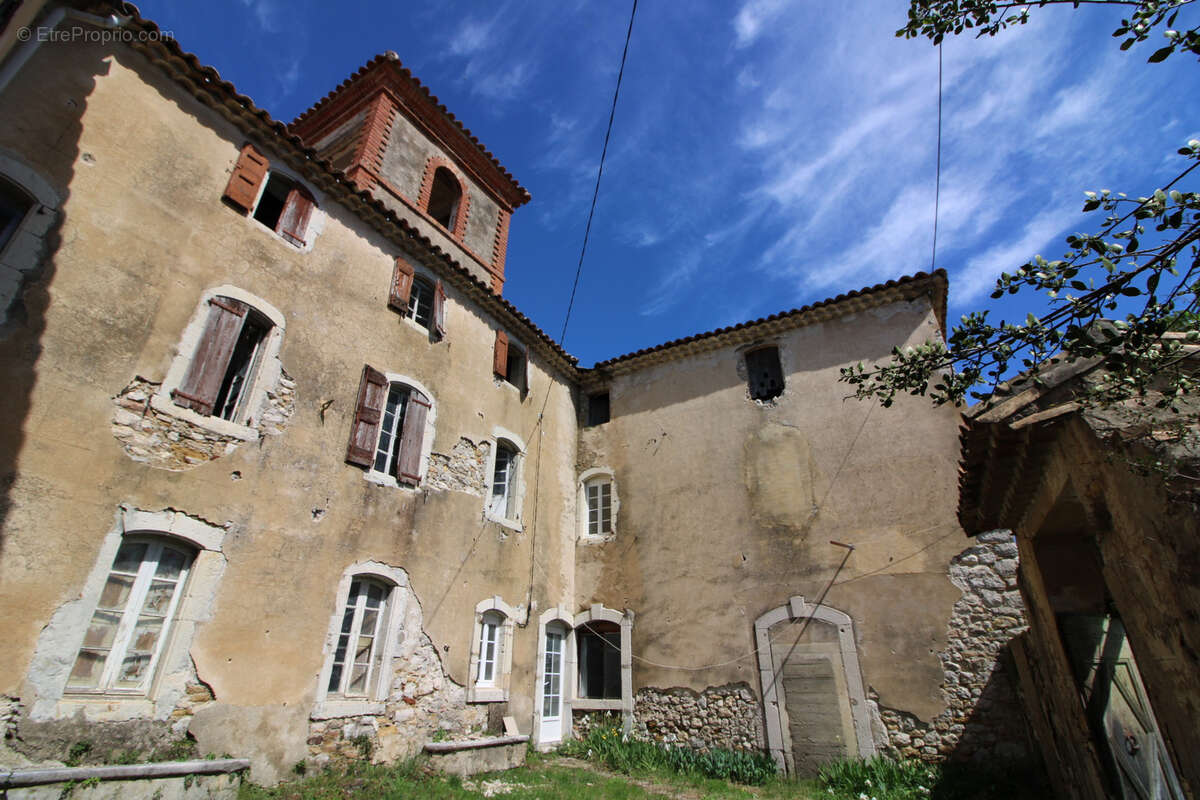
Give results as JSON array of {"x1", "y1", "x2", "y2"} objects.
[{"x1": 291, "y1": 54, "x2": 529, "y2": 211}]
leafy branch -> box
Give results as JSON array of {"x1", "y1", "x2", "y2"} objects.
[
  {"x1": 899, "y1": 0, "x2": 1199, "y2": 61},
  {"x1": 840, "y1": 140, "x2": 1200, "y2": 409}
]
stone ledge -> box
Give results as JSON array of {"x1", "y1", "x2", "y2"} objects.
[
  {"x1": 423, "y1": 735, "x2": 527, "y2": 753},
  {"x1": 0, "y1": 758, "x2": 250, "y2": 788},
  {"x1": 424, "y1": 736, "x2": 528, "y2": 777}
]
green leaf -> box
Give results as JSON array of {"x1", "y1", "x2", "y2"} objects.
[{"x1": 1148, "y1": 44, "x2": 1174, "y2": 61}]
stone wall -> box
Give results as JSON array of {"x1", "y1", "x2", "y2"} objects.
[
  {"x1": 110, "y1": 375, "x2": 295, "y2": 471},
  {"x1": 425, "y1": 437, "x2": 490, "y2": 495},
  {"x1": 632, "y1": 684, "x2": 763, "y2": 753},
  {"x1": 876, "y1": 531, "x2": 1033, "y2": 763},
  {"x1": 306, "y1": 579, "x2": 487, "y2": 768}
]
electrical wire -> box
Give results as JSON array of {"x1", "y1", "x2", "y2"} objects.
[
  {"x1": 520, "y1": 0, "x2": 639, "y2": 618},
  {"x1": 931, "y1": 41, "x2": 943, "y2": 272}
]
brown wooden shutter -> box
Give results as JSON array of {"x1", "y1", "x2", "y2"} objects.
[
  {"x1": 171, "y1": 296, "x2": 248, "y2": 415},
  {"x1": 493, "y1": 330, "x2": 508, "y2": 377},
  {"x1": 345, "y1": 365, "x2": 389, "y2": 467},
  {"x1": 432, "y1": 280, "x2": 447, "y2": 339},
  {"x1": 515, "y1": 349, "x2": 528, "y2": 398},
  {"x1": 223, "y1": 144, "x2": 269, "y2": 213},
  {"x1": 389, "y1": 257, "x2": 415, "y2": 312},
  {"x1": 278, "y1": 187, "x2": 314, "y2": 246},
  {"x1": 395, "y1": 389, "x2": 430, "y2": 486}
]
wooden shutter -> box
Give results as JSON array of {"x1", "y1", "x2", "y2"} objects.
[
  {"x1": 171, "y1": 297, "x2": 248, "y2": 415},
  {"x1": 345, "y1": 365, "x2": 389, "y2": 467},
  {"x1": 432, "y1": 280, "x2": 447, "y2": 339},
  {"x1": 223, "y1": 144, "x2": 269, "y2": 213},
  {"x1": 278, "y1": 187, "x2": 314, "y2": 246},
  {"x1": 515, "y1": 349, "x2": 528, "y2": 398},
  {"x1": 389, "y1": 257, "x2": 415, "y2": 312},
  {"x1": 395, "y1": 389, "x2": 430, "y2": 486},
  {"x1": 493, "y1": 330, "x2": 508, "y2": 377}
]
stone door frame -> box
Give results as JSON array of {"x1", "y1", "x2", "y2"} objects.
[{"x1": 754, "y1": 596, "x2": 875, "y2": 773}]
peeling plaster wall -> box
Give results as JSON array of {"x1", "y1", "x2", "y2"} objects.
[
  {"x1": 0, "y1": 38, "x2": 577, "y2": 783},
  {"x1": 575, "y1": 300, "x2": 971, "y2": 740}
]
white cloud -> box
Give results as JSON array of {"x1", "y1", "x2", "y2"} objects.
[
  {"x1": 733, "y1": 0, "x2": 790, "y2": 48},
  {"x1": 956, "y1": 205, "x2": 1080, "y2": 302}
]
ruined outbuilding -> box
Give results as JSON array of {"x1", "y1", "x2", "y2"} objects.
[{"x1": 0, "y1": 0, "x2": 1038, "y2": 785}]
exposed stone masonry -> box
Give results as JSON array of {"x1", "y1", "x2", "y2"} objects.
[
  {"x1": 306, "y1": 578, "x2": 486, "y2": 768},
  {"x1": 632, "y1": 684, "x2": 763, "y2": 753},
  {"x1": 876, "y1": 531, "x2": 1033, "y2": 763},
  {"x1": 111, "y1": 374, "x2": 295, "y2": 470},
  {"x1": 426, "y1": 437, "x2": 490, "y2": 495}
]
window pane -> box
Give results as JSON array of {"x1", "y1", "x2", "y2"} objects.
[
  {"x1": 98, "y1": 574, "x2": 135, "y2": 610},
  {"x1": 68, "y1": 650, "x2": 107, "y2": 688},
  {"x1": 373, "y1": 387, "x2": 408, "y2": 475},
  {"x1": 409, "y1": 279, "x2": 434, "y2": 328},
  {"x1": 129, "y1": 615, "x2": 164, "y2": 656},
  {"x1": 82, "y1": 610, "x2": 121, "y2": 649},
  {"x1": 115, "y1": 651, "x2": 152, "y2": 688},
  {"x1": 141, "y1": 579, "x2": 178, "y2": 615},
  {"x1": 155, "y1": 547, "x2": 188, "y2": 580},
  {"x1": 112, "y1": 542, "x2": 148, "y2": 574},
  {"x1": 347, "y1": 664, "x2": 368, "y2": 694}
]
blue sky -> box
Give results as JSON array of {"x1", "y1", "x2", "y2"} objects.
[{"x1": 136, "y1": 0, "x2": 1198, "y2": 367}]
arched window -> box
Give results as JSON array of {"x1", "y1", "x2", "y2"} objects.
[
  {"x1": 165, "y1": 289, "x2": 286, "y2": 431},
  {"x1": 345, "y1": 368, "x2": 435, "y2": 487},
  {"x1": 223, "y1": 143, "x2": 318, "y2": 248},
  {"x1": 0, "y1": 175, "x2": 32, "y2": 254},
  {"x1": 486, "y1": 433, "x2": 524, "y2": 525},
  {"x1": 326, "y1": 577, "x2": 392, "y2": 698},
  {"x1": 0, "y1": 151, "x2": 61, "y2": 325},
  {"x1": 67, "y1": 537, "x2": 196, "y2": 693},
  {"x1": 579, "y1": 469, "x2": 618, "y2": 540},
  {"x1": 468, "y1": 597, "x2": 521, "y2": 703},
  {"x1": 426, "y1": 166, "x2": 462, "y2": 230}
]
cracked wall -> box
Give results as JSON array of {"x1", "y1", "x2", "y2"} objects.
[{"x1": 111, "y1": 373, "x2": 295, "y2": 471}]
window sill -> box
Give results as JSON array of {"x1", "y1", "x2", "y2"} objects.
[
  {"x1": 485, "y1": 513, "x2": 522, "y2": 533},
  {"x1": 572, "y1": 698, "x2": 625, "y2": 711},
  {"x1": 50, "y1": 694, "x2": 156, "y2": 722},
  {"x1": 400, "y1": 315, "x2": 436, "y2": 338},
  {"x1": 149, "y1": 394, "x2": 259, "y2": 442},
  {"x1": 578, "y1": 533, "x2": 617, "y2": 545},
  {"x1": 363, "y1": 470, "x2": 421, "y2": 490},
  {"x1": 467, "y1": 686, "x2": 507, "y2": 703},
  {"x1": 311, "y1": 699, "x2": 385, "y2": 720}
]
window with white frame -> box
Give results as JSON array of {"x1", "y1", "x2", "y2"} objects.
[
  {"x1": 578, "y1": 469, "x2": 618, "y2": 540},
  {"x1": 468, "y1": 597, "x2": 519, "y2": 703},
  {"x1": 345, "y1": 366, "x2": 433, "y2": 487},
  {"x1": 168, "y1": 293, "x2": 282, "y2": 428},
  {"x1": 67, "y1": 538, "x2": 195, "y2": 694},
  {"x1": 585, "y1": 479, "x2": 613, "y2": 537},
  {"x1": 577, "y1": 620, "x2": 622, "y2": 700},
  {"x1": 476, "y1": 611, "x2": 502, "y2": 686},
  {"x1": 489, "y1": 440, "x2": 520, "y2": 521},
  {"x1": 326, "y1": 578, "x2": 389, "y2": 697},
  {"x1": 222, "y1": 143, "x2": 317, "y2": 248}
]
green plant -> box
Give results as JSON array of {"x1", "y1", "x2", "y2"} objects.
[
  {"x1": 112, "y1": 749, "x2": 142, "y2": 765},
  {"x1": 292, "y1": 759, "x2": 307, "y2": 776},
  {"x1": 64, "y1": 741, "x2": 92, "y2": 767},
  {"x1": 351, "y1": 733, "x2": 374, "y2": 760},
  {"x1": 430, "y1": 728, "x2": 452, "y2": 743},
  {"x1": 818, "y1": 756, "x2": 936, "y2": 799},
  {"x1": 562, "y1": 723, "x2": 776, "y2": 786}
]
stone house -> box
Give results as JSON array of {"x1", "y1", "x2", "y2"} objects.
[
  {"x1": 0, "y1": 0, "x2": 1034, "y2": 784},
  {"x1": 958, "y1": 348, "x2": 1200, "y2": 799}
]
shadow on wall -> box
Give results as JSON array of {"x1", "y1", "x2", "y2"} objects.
[
  {"x1": 0, "y1": 47, "x2": 109, "y2": 556},
  {"x1": 935, "y1": 643, "x2": 1052, "y2": 797}
]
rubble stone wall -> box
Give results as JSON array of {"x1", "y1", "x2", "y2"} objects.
[{"x1": 632, "y1": 684, "x2": 763, "y2": 753}]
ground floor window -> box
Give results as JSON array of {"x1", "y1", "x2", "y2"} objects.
[
  {"x1": 577, "y1": 621, "x2": 621, "y2": 700},
  {"x1": 68, "y1": 538, "x2": 194, "y2": 693},
  {"x1": 327, "y1": 578, "x2": 389, "y2": 697}
]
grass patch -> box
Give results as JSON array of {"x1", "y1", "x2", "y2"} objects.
[
  {"x1": 815, "y1": 755, "x2": 1054, "y2": 800},
  {"x1": 559, "y1": 723, "x2": 777, "y2": 785}
]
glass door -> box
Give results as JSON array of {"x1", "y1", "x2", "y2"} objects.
[{"x1": 541, "y1": 627, "x2": 564, "y2": 742}]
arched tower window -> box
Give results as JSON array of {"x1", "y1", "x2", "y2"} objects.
[{"x1": 426, "y1": 166, "x2": 462, "y2": 230}]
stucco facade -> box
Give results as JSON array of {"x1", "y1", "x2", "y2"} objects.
[{"x1": 0, "y1": 2, "x2": 1035, "y2": 785}]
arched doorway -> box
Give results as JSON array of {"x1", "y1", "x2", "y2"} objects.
[{"x1": 754, "y1": 596, "x2": 874, "y2": 775}]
